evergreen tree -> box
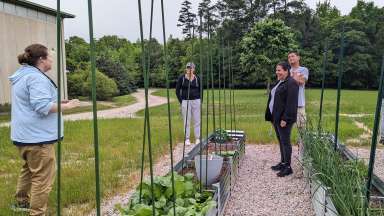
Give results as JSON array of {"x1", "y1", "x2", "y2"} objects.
[{"x1": 177, "y1": 0, "x2": 197, "y2": 39}]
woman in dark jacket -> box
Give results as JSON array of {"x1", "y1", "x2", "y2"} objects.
[
  {"x1": 175, "y1": 62, "x2": 202, "y2": 146},
  {"x1": 265, "y1": 62, "x2": 299, "y2": 177}
]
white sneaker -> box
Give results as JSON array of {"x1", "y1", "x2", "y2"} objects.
[
  {"x1": 195, "y1": 139, "x2": 200, "y2": 144},
  {"x1": 185, "y1": 139, "x2": 191, "y2": 146}
]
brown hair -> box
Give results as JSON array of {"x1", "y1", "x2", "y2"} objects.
[
  {"x1": 17, "y1": 44, "x2": 48, "y2": 66},
  {"x1": 288, "y1": 50, "x2": 300, "y2": 56}
]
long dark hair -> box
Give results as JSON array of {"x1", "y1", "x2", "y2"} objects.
[
  {"x1": 17, "y1": 44, "x2": 48, "y2": 66},
  {"x1": 277, "y1": 62, "x2": 291, "y2": 76}
]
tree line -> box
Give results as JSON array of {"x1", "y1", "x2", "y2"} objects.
[{"x1": 65, "y1": 0, "x2": 384, "y2": 100}]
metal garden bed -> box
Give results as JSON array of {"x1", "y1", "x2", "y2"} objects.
[{"x1": 171, "y1": 130, "x2": 246, "y2": 216}]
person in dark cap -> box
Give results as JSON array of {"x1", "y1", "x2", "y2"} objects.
[{"x1": 175, "y1": 62, "x2": 202, "y2": 146}]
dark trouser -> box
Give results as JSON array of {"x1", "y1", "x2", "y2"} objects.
[{"x1": 273, "y1": 123, "x2": 293, "y2": 166}]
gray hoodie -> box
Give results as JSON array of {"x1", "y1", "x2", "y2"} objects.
[{"x1": 9, "y1": 65, "x2": 63, "y2": 145}]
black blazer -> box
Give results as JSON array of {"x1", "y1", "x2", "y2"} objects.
[{"x1": 265, "y1": 76, "x2": 299, "y2": 125}]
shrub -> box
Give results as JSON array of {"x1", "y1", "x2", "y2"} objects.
[
  {"x1": 83, "y1": 70, "x2": 119, "y2": 100},
  {"x1": 67, "y1": 66, "x2": 119, "y2": 100}
]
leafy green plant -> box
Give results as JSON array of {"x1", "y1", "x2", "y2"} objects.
[
  {"x1": 213, "y1": 128, "x2": 231, "y2": 144},
  {"x1": 118, "y1": 172, "x2": 216, "y2": 216}
]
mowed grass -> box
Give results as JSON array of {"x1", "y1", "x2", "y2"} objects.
[
  {"x1": 0, "y1": 88, "x2": 379, "y2": 215},
  {"x1": 151, "y1": 88, "x2": 377, "y2": 144}
]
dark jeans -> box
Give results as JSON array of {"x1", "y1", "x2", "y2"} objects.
[{"x1": 273, "y1": 123, "x2": 293, "y2": 166}]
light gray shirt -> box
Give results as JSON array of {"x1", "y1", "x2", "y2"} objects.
[
  {"x1": 269, "y1": 80, "x2": 283, "y2": 114},
  {"x1": 291, "y1": 66, "x2": 309, "y2": 107}
]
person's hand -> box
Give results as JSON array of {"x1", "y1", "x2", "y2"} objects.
[
  {"x1": 280, "y1": 120, "x2": 287, "y2": 128},
  {"x1": 292, "y1": 72, "x2": 305, "y2": 85}
]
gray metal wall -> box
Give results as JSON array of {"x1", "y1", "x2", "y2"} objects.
[{"x1": 0, "y1": 1, "x2": 68, "y2": 104}]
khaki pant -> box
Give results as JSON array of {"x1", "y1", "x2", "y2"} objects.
[
  {"x1": 297, "y1": 107, "x2": 306, "y2": 130},
  {"x1": 15, "y1": 144, "x2": 56, "y2": 216},
  {"x1": 297, "y1": 107, "x2": 306, "y2": 163}
]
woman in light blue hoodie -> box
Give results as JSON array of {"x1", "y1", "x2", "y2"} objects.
[{"x1": 10, "y1": 44, "x2": 80, "y2": 215}]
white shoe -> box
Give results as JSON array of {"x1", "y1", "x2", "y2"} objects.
[
  {"x1": 195, "y1": 139, "x2": 200, "y2": 144},
  {"x1": 185, "y1": 139, "x2": 191, "y2": 146}
]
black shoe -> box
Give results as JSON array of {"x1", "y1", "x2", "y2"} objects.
[
  {"x1": 10, "y1": 202, "x2": 30, "y2": 212},
  {"x1": 277, "y1": 166, "x2": 293, "y2": 177},
  {"x1": 380, "y1": 137, "x2": 384, "y2": 144},
  {"x1": 271, "y1": 162, "x2": 285, "y2": 171}
]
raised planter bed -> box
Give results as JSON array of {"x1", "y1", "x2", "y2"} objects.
[
  {"x1": 303, "y1": 163, "x2": 339, "y2": 216},
  {"x1": 172, "y1": 130, "x2": 246, "y2": 216},
  {"x1": 302, "y1": 132, "x2": 340, "y2": 216}
]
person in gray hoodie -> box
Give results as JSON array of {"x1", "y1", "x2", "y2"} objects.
[{"x1": 9, "y1": 44, "x2": 80, "y2": 215}]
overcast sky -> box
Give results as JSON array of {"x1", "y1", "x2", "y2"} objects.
[{"x1": 30, "y1": 0, "x2": 384, "y2": 41}]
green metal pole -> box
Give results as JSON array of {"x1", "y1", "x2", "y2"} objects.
[
  {"x1": 334, "y1": 26, "x2": 345, "y2": 151},
  {"x1": 205, "y1": 27, "x2": 210, "y2": 189},
  {"x1": 137, "y1": 0, "x2": 155, "y2": 214},
  {"x1": 232, "y1": 47, "x2": 236, "y2": 133},
  {"x1": 86, "y1": 0, "x2": 101, "y2": 215},
  {"x1": 223, "y1": 46, "x2": 227, "y2": 131},
  {"x1": 198, "y1": 14, "x2": 204, "y2": 193},
  {"x1": 207, "y1": 12, "x2": 217, "y2": 152},
  {"x1": 364, "y1": 55, "x2": 384, "y2": 215},
  {"x1": 160, "y1": 1, "x2": 176, "y2": 214},
  {"x1": 146, "y1": 0, "x2": 156, "y2": 214},
  {"x1": 229, "y1": 44, "x2": 233, "y2": 134},
  {"x1": 55, "y1": 1, "x2": 62, "y2": 215},
  {"x1": 137, "y1": 0, "x2": 146, "y2": 202},
  {"x1": 218, "y1": 38, "x2": 222, "y2": 131},
  {"x1": 181, "y1": 79, "x2": 191, "y2": 175},
  {"x1": 318, "y1": 44, "x2": 328, "y2": 130}
]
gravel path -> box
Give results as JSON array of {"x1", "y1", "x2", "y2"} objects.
[
  {"x1": 224, "y1": 145, "x2": 314, "y2": 216},
  {"x1": 349, "y1": 146, "x2": 384, "y2": 182},
  {"x1": 64, "y1": 89, "x2": 168, "y2": 121}
]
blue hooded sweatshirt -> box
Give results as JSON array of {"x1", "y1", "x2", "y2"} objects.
[{"x1": 9, "y1": 65, "x2": 63, "y2": 145}]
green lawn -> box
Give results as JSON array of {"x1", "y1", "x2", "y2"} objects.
[
  {"x1": 0, "y1": 114, "x2": 10, "y2": 123},
  {"x1": 151, "y1": 88, "x2": 377, "y2": 144},
  {"x1": 0, "y1": 88, "x2": 379, "y2": 215}
]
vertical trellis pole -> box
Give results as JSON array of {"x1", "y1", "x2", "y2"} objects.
[
  {"x1": 218, "y1": 37, "x2": 222, "y2": 154},
  {"x1": 364, "y1": 56, "x2": 384, "y2": 215},
  {"x1": 55, "y1": 1, "x2": 62, "y2": 215},
  {"x1": 207, "y1": 12, "x2": 217, "y2": 152},
  {"x1": 137, "y1": 0, "x2": 146, "y2": 203},
  {"x1": 229, "y1": 44, "x2": 233, "y2": 134},
  {"x1": 198, "y1": 14, "x2": 204, "y2": 193},
  {"x1": 137, "y1": 0, "x2": 156, "y2": 215},
  {"x1": 86, "y1": 0, "x2": 101, "y2": 215},
  {"x1": 205, "y1": 15, "x2": 210, "y2": 189},
  {"x1": 223, "y1": 45, "x2": 227, "y2": 132},
  {"x1": 334, "y1": 26, "x2": 345, "y2": 150},
  {"x1": 145, "y1": 0, "x2": 156, "y2": 214},
  {"x1": 318, "y1": 43, "x2": 328, "y2": 130},
  {"x1": 160, "y1": 0, "x2": 176, "y2": 215}
]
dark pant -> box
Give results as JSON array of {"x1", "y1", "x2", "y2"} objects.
[{"x1": 273, "y1": 123, "x2": 293, "y2": 166}]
